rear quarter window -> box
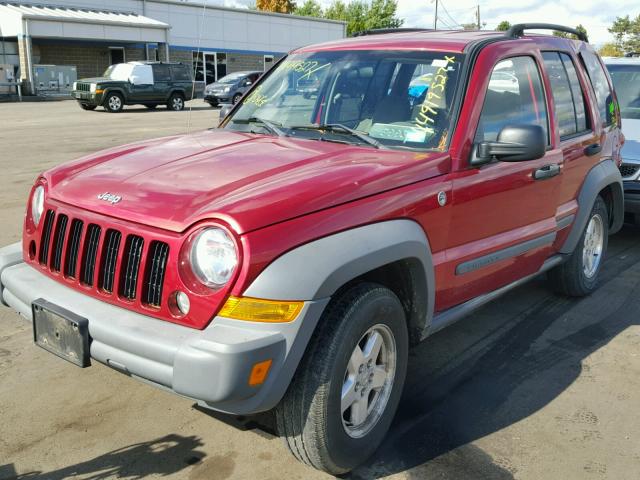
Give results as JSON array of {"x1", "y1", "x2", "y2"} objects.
[
  {"x1": 171, "y1": 65, "x2": 191, "y2": 82},
  {"x1": 580, "y1": 50, "x2": 615, "y2": 127}
]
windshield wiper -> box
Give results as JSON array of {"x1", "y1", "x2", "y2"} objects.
[
  {"x1": 289, "y1": 123, "x2": 384, "y2": 149},
  {"x1": 232, "y1": 117, "x2": 285, "y2": 137}
]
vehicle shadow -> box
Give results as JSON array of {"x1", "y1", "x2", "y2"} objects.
[
  {"x1": 107, "y1": 105, "x2": 215, "y2": 113},
  {"x1": 350, "y1": 225, "x2": 640, "y2": 479},
  {"x1": 2, "y1": 434, "x2": 206, "y2": 480}
]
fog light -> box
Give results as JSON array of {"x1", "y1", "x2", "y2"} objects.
[{"x1": 176, "y1": 291, "x2": 190, "y2": 315}]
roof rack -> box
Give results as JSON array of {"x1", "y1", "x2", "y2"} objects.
[
  {"x1": 506, "y1": 23, "x2": 588, "y2": 42},
  {"x1": 352, "y1": 28, "x2": 431, "y2": 37}
]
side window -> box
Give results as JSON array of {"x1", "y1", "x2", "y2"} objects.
[
  {"x1": 133, "y1": 65, "x2": 153, "y2": 84},
  {"x1": 542, "y1": 52, "x2": 590, "y2": 138},
  {"x1": 475, "y1": 56, "x2": 549, "y2": 143},
  {"x1": 152, "y1": 64, "x2": 171, "y2": 82},
  {"x1": 580, "y1": 50, "x2": 615, "y2": 126},
  {"x1": 170, "y1": 65, "x2": 191, "y2": 82}
]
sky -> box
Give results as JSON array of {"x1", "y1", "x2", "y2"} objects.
[{"x1": 212, "y1": 0, "x2": 640, "y2": 46}]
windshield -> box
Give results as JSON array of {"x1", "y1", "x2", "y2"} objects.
[
  {"x1": 218, "y1": 72, "x2": 248, "y2": 84},
  {"x1": 607, "y1": 64, "x2": 640, "y2": 119},
  {"x1": 224, "y1": 50, "x2": 464, "y2": 151},
  {"x1": 103, "y1": 63, "x2": 134, "y2": 81}
]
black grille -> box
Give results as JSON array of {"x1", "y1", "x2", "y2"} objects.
[
  {"x1": 144, "y1": 241, "x2": 169, "y2": 307},
  {"x1": 38, "y1": 210, "x2": 55, "y2": 265},
  {"x1": 100, "y1": 229, "x2": 122, "y2": 293},
  {"x1": 64, "y1": 219, "x2": 84, "y2": 278},
  {"x1": 76, "y1": 82, "x2": 90, "y2": 92},
  {"x1": 37, "y1": 210, "x2": 169, "y2": 308},
  {"x1": 120, "y1": 235, "x2": 144, "y2": 300},
  {"x1": 50, "y1": 214, "x2": 69, "y2": 272},
  {"x1": 619, "y1": 164, "x2": 639, "y2": 178},
  {"x1": 81, "y1": 224, "x2": 101, "y2": 286}
]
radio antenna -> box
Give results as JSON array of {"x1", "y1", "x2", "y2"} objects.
[{"x1": 187, "y1": 1, "x2": 208, "y2": 133}]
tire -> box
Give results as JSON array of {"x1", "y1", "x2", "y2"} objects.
[
  {"x1": 167, "y1": 93, "x2": 185, "y2": 111},
  {"x1": 104, "y1": 92, "x2": 124, "y2": 113},
  {"x1": 549, "y1": 195, "x2": 609, "y2": 296},
  {"x1": 232, "y1": 93, "x2": 242, "y2": 105},
  {"x1": 145, "y1": 104, "x2": 158, "y2": 110},
  {"x1": 275, "y1": 283, "x2": 408, "y2": 475},
  {"x1": 79, "y1": 103, "x2": 97, "y2": 111}
]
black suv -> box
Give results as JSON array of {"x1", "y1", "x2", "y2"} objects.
[{"x1": 72, "y1": 62, "x2": 194, "y2": 112}]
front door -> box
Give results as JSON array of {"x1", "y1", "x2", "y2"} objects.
[{"x1": 441, "y1": 54, "x2": 563, "y2": 310}]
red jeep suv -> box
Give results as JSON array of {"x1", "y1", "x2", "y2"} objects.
[{"x1": 0, "y1": 24, "x2": 624, "y2": 474}]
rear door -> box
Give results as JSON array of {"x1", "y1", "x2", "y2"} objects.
[
  {"x1": 129, "y1": 64, "x2": 154, "y2": 102},
  {"x1": 170, "y1": 64, "x2": 192, "y2": 99},
  {"x1": 443, "y1": 53, "x2": 563, "y2": 310},
  {"x1": 540, "y1": 50, "x2": 600, "y2": 243},
  {"x1": 151, "y1": 64, "x2": 172, "y2": 102}
]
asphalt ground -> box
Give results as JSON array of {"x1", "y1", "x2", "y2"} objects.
[{"x1": 0, "y1": 100, "x2": 638, "y2": 479}]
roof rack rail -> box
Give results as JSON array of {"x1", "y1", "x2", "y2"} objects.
[
  {"x1": 506, "y1": 23, "x2": 588, "y2": 43},
  {"x1": 352, "y1": 28, "x2": 431, "y2": 37}
]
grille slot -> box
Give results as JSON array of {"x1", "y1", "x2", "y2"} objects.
[
  {"x1": 64, "y1": 219, "x2": 84, "y2": 278},
  {"x1": 50, "y1": 214, "x2": 68, "y2": 272},
  {"x1": 100, "y1": 229, "x2": 122, "y2": 293},
  {"x1": 81, "y1": 224, "x2": 101, "y2": 286},
  {"x1": 120, "y1": 235, "x2": 144, "y2": 300},
  {"x1": 619, "y1": 164, "x2": 639, "y2": 178},
  {"x1": 144, "y1": 241, "x2": 169, "y2": 307},
  {"x1": 38, "y1": 210, "x2": 55, "y2": 265}
]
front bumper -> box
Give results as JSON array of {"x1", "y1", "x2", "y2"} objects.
[
  {"x1": 623, "y1": 180, "x2": 640, "y2": 214},
  {"x1": 0, "y1": 243, "x2": 328, "y2": 414},
  {"x1": 204, "y1": 93, "x2": 230, "y2": 104},
  {"x1": 72, "y1": 90, "x2": 104, "y2": 106}
]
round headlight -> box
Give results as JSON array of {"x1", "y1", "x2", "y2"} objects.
[
  {"x1": 190, "y1": 227, "x2": 238, "y2": 288},
  {"x1": 31, "y1": 185, "x2": 45, "y2": 227}
]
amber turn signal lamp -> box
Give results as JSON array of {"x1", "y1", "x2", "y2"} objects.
[
  {"x1": 249, "y1": 359, "x2": 273, "y2": 386},
  {"x1": 218, "y1": 296, "x2": 303, "y2": 322},
  {"x1": 95, "y1": 89, "x2": 104, "y2": 94}
]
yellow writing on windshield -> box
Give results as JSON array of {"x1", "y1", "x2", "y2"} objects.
[
  {"x1": 281, "y1": 60, "x2": 330, "y2": 80},
  {"x1": 243, "y1": 85, "x2": 269, "y2": 107},
  {"x1": 414, "y1": 55, "x2": 456, "y2": 135}
]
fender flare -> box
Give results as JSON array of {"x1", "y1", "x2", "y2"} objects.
[
  {"x1": 560, "y1": 159, "x2": 623, "y2": 254},
  {"x1": 244, "y1": 219, "x2": 435, "y2": 327},
  {"x1": 102, "y1": 88, "x2": 127, "y2": 104}
]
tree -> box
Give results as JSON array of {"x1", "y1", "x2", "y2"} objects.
[
  {"x1": 598, "y1": 42, "x2": 624, "y2": 57},
  {"x1": 552, "y1": 24, "x2": 588, "y2": 40},
  {"x1": 256, "y1": 0, "x2": 296, "y2": 14},
  {"x1": 461, "y1": 23, "x2": 478, "y2": 31},
  {"x1": 293, "y1": 0, "x2": 323, "y2": 17},
  {"x1": 322, "y1": 0, "x2": 403, "y2": 36},
  {"x1": 609, "y1": 14, "x2": 640, "y2": 53},
  {"x1": 496, "y1": 20, "x2": 511, "y2": 32}
]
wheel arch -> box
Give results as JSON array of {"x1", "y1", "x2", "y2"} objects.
[
  {"x1": 560, "y1": 159, "x2": 623, "y2": 254},
  {"x1": 102, "y1": 88, "x2": 126, "y2": 104},
  {"x1": 243, "y1": 219, "x2": 435, "y2": 340}
]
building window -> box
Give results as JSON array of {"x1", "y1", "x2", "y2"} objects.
[
  {"x1": 264, "y1": 55, "x2": 274, "y2": 71},
  {"x1": 193, "y1": 51, "x2": 227, "y2": 83},
  {"x1": 109, "y1": 47, "x2": 125, "y2": 65}
]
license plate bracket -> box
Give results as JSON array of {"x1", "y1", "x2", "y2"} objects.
[{"x1": 32, "y1": 298, "x2": 90, "y2": 367}]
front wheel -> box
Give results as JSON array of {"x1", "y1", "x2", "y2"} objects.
[
  {"x1": 275, "y1": 283, "x2": 408, "y2": 475},
  {"x1": 167, "y1": 93, "x2": 185, "y2": 111},
  {"x1": 549, "y1": 195, "x2": 609, "y2": 296},
  {"x1": 104, "y1": 93, "x2": 124, "y2": 113}
]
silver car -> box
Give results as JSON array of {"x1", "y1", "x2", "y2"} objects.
[{"x1": 605, "y1": 56, "x2": 640, "y2": 221}]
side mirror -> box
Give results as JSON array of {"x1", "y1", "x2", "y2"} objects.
[
  {"x1": 472, "y1": 125, "x2": 546, "y2": 166},
  {"x1": 245, "y1": 81, "x2": 253, "y2": 86}
]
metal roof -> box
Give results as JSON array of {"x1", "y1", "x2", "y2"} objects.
[{"x1": 0, "y1": 2, "x2": 169, "y2": 29}]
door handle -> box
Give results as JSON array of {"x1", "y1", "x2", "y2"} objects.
[
  {"x1": 584, "y1": 143, "x2": 602, "y2": 156},
  {"x1": 533, "y1": 163, "x2": 560, "y2": 180}
]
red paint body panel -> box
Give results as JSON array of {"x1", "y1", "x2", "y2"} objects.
[{"x1": 23, "y1": 32, "x2": 622, "y2": 329}]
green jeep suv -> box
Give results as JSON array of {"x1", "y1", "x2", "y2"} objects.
[{"x1": 72, "y1": 61, "x2": 194, "y2": 113}]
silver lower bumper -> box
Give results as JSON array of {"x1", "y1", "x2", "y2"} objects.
[{"x1": 0, "y1": 243, "x2": 328, "y2": 414}]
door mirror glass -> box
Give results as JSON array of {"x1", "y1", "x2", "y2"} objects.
[
  {"x1": 219, "y1": 104, "x2": 233, "y2": 122},
  {"x1": 472, "y1": 125, "x2": 546, "y2": 165}
]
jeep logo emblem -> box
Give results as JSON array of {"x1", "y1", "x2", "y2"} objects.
[{"x1": 97, "y1": 192, "x2": 122, "y2": 205}]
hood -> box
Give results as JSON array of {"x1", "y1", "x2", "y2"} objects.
[
  {"x1": 78, "y1": 77, "x2": 114, "y2": 84},
  {"x1": 45, "y1": 129, "x2": 448, "y2": 234},
  {"x1": 206, "y1": 82, "x2": 236, "y2": 89},
  {"x1": 622, "y1": 118, "x2": 640, "y2": 162}
]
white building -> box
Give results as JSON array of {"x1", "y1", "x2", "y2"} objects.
[{"x1": 0, "y1": 1, "x2": 346, "y2": 94}]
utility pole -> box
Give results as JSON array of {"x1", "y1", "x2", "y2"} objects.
[
  {"x1": 476, "y1": 4, "x2": 481, "y2": 30},
  {"x1": 433, "y1": 0, "x2": 438, "y2": 30}
]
